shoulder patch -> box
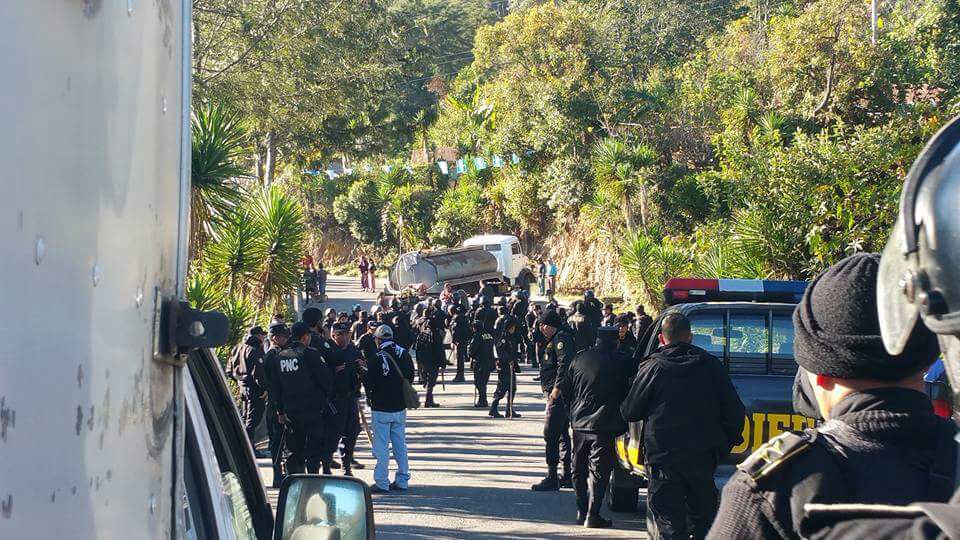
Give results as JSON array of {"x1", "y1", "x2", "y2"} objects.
[
  {"x1": 737, "y1": 431, "x2": 816, "y2": 482},
  {"x1": 557, "y1": 342, "x2": 564, "y2": 350}
]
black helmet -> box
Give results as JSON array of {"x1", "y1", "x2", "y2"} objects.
[
  {"x1": 584, "y1": 290, "x2": 595, "y2": 299},
  {"x1": 878, "y1": 115, "x2": 960, "y2": 402}
]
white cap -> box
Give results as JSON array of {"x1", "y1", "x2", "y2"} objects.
[{"x1": 373, "y1": 325, "x2": 394, "y2": 340}]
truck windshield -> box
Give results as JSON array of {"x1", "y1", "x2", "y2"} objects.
[{"x1": 484, "y1": 244, "x2": 502, "y2": 252}]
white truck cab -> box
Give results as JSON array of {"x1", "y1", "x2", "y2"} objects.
[{"x1": 461, "y1": 234, "x2": 534, "y2": 291}]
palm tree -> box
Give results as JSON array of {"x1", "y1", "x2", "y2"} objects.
[
  {"x1": 191, "y1": 102, "x2": 248, "y2": 259},
  {"x1": 619, "y1": 229, "x2": 692, "y2": 310},
  {"x1": 251, "y1": 185, "x2": 306, "y2": 311},
  {"x1": 592, "y1": 138, "x2": 657, "y2": 232},
  {"x1": 186, "y1": 268, "x2": 224, "y2": 311}
]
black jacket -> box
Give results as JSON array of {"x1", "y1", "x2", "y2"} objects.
[
  {"x1": 709, "y1": 388, "x2": 958, "y2": 540},
  {"x1": 234, "y1": 336, "x2": 266, "y2": 393},
  {"x1": 617, "y1": 332, "x2": 640, "y2": 379},
  {"x1": 559, "y1": 343, "x2": 629, "y2": 434},
  {"x1": 495, "y1": 332, "x2": 519, "y2": 371},
  {"x1": 361, "y1": 341, "x2": 415, "y2": 412},
  {"x1": 539, "y1": 328, "x2": 576, "y2": 393},
  {"x1": 469, "y1": 330, "x2": 496, "y2": 372},
  {"x1": 449, "y1": 313, "x2": 472, "y2": 343},
  {"x1": 330, "y1": 343, "x2": 362, "y2": 399},
  {"x1": 264, "y1": 342, "x2": 333, "y2": 418},
  {"x1": 567, "y1": 313, "x2": 596, "y2": 353},
  {"x1": 356, "y1": 332, "x2": 378, "y2": 364},
  {"x1": 621, "y1": 341, "x2": 745, "y2": 464},
  {"x1": 392, "y1": 311, "x2": 413, "y2": 349}
]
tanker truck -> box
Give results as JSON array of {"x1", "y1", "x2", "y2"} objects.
[{"x1": 388, "y1": 234, "x2": 535, "y2": 296}]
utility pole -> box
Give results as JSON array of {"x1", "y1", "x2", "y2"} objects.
[{"x1": 871, "y1": 0, "x2": 878, "y2": 45}]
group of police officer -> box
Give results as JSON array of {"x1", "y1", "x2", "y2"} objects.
[{"x1": 531, "y1": 116, "x2": 960, "y2": 538}]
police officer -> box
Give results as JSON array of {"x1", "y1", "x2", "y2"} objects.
[
  {"x1": 265, "y1": 322, "x2": 333, "y2": 476},
  {"x1": 526, "y1": 304, "x2": 541, "y2": 367},
  {"x1": 531, "y1": 309, "x2": 576, "y2": 491},
  {"x1": 448, "y1": 305, "x2": 471, "y2": 382},
  {"x1": 559, "y1": 326, "x2": 630, "y2": 528},
  {"x1": 415, "y1": 311, "x2": 442, "y2": 408},
  {"x1": 567, "y1": 302, "x2": 595, "y2": 353},
  {"x1": 489, "y1": 319, "x2": 521, "y2": 418},
  {"x1": 634, "y1": 305, "x2": 653, "y2": 339},
  {"x1": 615, "y1": 314, "x2": 639, "y2": 377},
  {"x1": 328, "y1": 322, "x2": 365, "y2": 476},
  {"x1": 621, "y1": 313, "x2": 745, "y2": 539},
  {"x1": 582, "y1": 290, "x2": 603, "y2": 330},
  {"x1": 261, "y1": 322, "x2": 291, "y2": 487},
  {"x1": 601, "y1": 303, "x2": 616, "y2": 327},
  {"x1": 469, "y1": 321, "x2": 495, "y2": 408},
  {"x1": 479, "y1": 280, "x2": 497, "y2": 306},
  {"x1": 708, "y1": 254, "x2": 954, "y2": 539},
  {"x1": 231, "y1": 325, "x2": 268, "y2": 453},
  {"x1": 790, "y1": 116, "x2": 960, "y2": 539},
  {"x1": 474, "y1": 296, "x2": 497, "y2": 332}
]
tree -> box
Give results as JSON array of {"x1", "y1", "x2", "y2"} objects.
[
  {"x1": 250, "y1": 186, "x2": 306, "y2": 310},
  {"x1": 592, "y1": 138, "x2": 658, "y2": 231}
]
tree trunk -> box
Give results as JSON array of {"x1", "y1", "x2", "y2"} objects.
[
  {"x1": 264, "y1": 130, "x2": 277, "y2": 186},
  {"x1": 637, "y1": 183, "x2": 649, "y2": 232}
]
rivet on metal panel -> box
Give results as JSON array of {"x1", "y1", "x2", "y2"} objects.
[
  {"x1": 161, "y1": 96, "x2": 168, "y2": 115},
  {"x1": 189, "y1": 321, "x2": 205, "y2": 337},
  {"x1": 149, "y1": 494, "x2": 156, "y2": 514},
  {"x1": 126, "y1": 0, "x2": 134, "y2": 16},
  {"x1": 34, "y1": 237, "x2": 45, "y2": 265},
  {"x1": 136, "y1": 287, "x2": 145, "y2": 308},
  {"x1": 92, "y1": 264, "x2": 102, "y2": 286}
]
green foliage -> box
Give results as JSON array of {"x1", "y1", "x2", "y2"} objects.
[
  {"x1": 333, "y1": 177, "x2": 385, "y2": 245},
  {"x1": 190, "y1": 102, "x2": 247, "y2": 255},
  {"x1": 619, "y1": 230, "x2": 692, "y2": 310},
  {"x1": 429, "y1": 178, "x2": 485, "y2": 246},
  {"x1": 251, "y1": 186, "x2": 307, "y2": 310},
  {"x1": 186, "y1": 269, "x2": 223, "y2": 311},
  {"x1": 220, "y1": 295, "x2": 258, "y2": 351},
  {"x1": 203, "y1": 207, "x2": 263, "y2": 297}
]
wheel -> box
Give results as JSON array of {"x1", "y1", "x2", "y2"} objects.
[{"x1": 608, "y1": 483, "x2": 639, "y2": 513}]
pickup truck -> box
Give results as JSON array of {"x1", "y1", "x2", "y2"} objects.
[{"x1": 610, "y1": 278, "x2": 816, "y2": 515}]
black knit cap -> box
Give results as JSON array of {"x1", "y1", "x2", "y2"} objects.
[
  {"x1": 539, "y1": 309, "x2": 563, "y2": 328},
  {"x1": 793, "y1": 253, "x2": 939, "y2": 380}
]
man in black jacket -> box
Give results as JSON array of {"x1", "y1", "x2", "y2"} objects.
[
  {"x1": 327, "y1": 323, "x2": 365, "y2": 476},
  {"x1": 469, "y1": 321, "x2": 495, "y2": 408},
  {"x1": 532, "y1": 309, "x2": 577, "y2": 491},
  {"x1": 261, "y1": 323, "x2": 291, "y2": 487},
  {"x1": 622, "y1": 313, "x2": 745, "y2": 539},
  {"x1": 232, "y1": 326, "x2": 268, "y2": 452},
  {"x1": 358, "y1": 324, "x2": 416, "y2": 494},
  {"x1": 415, "y1": 313, "x2": 442, "y2": 407},
  {"x1": 265, "y1": 322, "x2": 334, "y2": 476},
  {"x1": 448, "y1": 305, "x2": 471, "y2": 382},
  {"x1": 559, "y1": 326, "x2": 629, "y2": 528},
  {"x1": 615, "y1": 314, "x2": 640, "y2": 379},
  {"x1": 567, "y1": 302, "x2": 595, "y2": 353},
  {"x1": 490, "y1": 319, "x2": 521, "y2": 418},
  {"x1": 708, "y1": 254, "x2": 953, "y2": 540}
]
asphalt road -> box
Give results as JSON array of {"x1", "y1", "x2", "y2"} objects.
[{"x1": 259, "y1": 276, "x2": 648, "y2": 538}]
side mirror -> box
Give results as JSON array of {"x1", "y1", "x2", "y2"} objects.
[{"x1": 274, "y1": 475, "x2": 374, "y2": 540}]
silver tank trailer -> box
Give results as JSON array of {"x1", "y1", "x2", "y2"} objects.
[{"x1": 389, "y1": 246, "x2": 502, "y2": 294}]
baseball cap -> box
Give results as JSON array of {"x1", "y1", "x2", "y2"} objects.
[{"x1": 373, "y1": 325, "x2": 394, "y2": 340}]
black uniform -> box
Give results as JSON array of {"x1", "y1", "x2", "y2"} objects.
[
  {"x1": 582, "y1": 297, "x2": 603, "y2": 330},
  {"x1": 265, "y1": 341, "x2": 333, "y2": 475},
  {"x1": 448, "y1": 310, "x2": 472, "y2": 381},
  {"x1": 325, "y1": 342, "x2": 364, "y2": 472},
  {"x1": 621, "y1": 341, "x2": 745, "y2": 539},
  {"x1": 558, "y1": 337, "x2": 629, "y2": 522},
  {"x1": 469, "y1": 327, "x2": 496, "y2": 407},
  {"x1": 616, "y1": 330, "x2": 639, "y2": 379},
  {"x1": 525, "y1": 310, "x2": 540, "y2": 366},
  {"x1": 567, "y1": 312, "x2": 596, "y2": 353},
  {"x1": 415, "y1": 317, "x2": 442, "y2": 406},
  {"x1": 392, "y1": 310, "x2": 413, "y2": 349},
  {"x1": 634, "y1": 313, "x2": 653, "y2": 339},
  {"x1": 708, "y1": 388, "x2": 957, "y2": 540},
  {"x1": 261, "y1": 345, "x2": 286, "y2": 485},
  {"x1": 490, "y1": 330, "x2": 520, "y2": 417},
  {"x1": 356, "y1": 332, "x2": 378, "y2": 365},
  {"x1": 232, "y1": 335, "x2": 267, "y2": 445},
  {"x1": 539, "y1": 327, "x2": 577, "y2": 480}
]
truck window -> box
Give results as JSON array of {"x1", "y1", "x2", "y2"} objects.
[
  {"x1": 729, "y1": 313, "x2": 768, "y2": 374},
  {"x1": 510, "y1": 242, "x2": 521, "y2": 255},
  {"x1": 771, "y1": 314, "x2": 798, "y2": 375},
  {"x1": 484, "y1": 244, "x2": 502, "y2": 252},
  {"x1": 688, "y1": 313, "x2": 724, "y2": 356}
]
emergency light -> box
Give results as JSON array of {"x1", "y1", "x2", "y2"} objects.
[{"x1": 663, "y1": 278, "x2": 808, "y2": 305}]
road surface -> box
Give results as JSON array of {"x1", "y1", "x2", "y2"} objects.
[{"x1": 259, "y1": 276, "x2": 648, "y2": 538}]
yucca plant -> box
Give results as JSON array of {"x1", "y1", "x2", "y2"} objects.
[
  {"x1": 203, "y1": 207, "x2": 264, "y2": 298},
  {"x1": 619, "y1": 230, "x2": 692, "y2": 310},
  {"x1": 186, "y1": 268, "x2": 223, "y2": 311},
  {"x1": 191, "y1": 102, "x2": 248, "y2": 259},
  {"x1": 251, "y1": 185, "x2": 306, "y2": 311},
  {"x1": 220, "y1": 294, "x2": 258, "y2": 351},
  {"x1": 593, "y1": 138, "x2": 658, "y2": 232}
]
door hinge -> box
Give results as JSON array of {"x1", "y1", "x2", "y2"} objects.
[{"x1": 153, "y1": 289, "x2": 230, "y2": 366}]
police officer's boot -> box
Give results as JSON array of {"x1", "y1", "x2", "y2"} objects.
[
  {"x1": 559, "y1": 469, "x2": 574, "y2": 489},
  {"x1": 584, "y1": 515, "x2": 613, "y2": 529},
  {"x1": 488, "y1": 398, "x2": 503, "y2": 418},
  {"x1": 343, "y1": 463, "x2": 353, "y2": 477},
  {"x1": 531, "y1": 468, "x2": 560, "y2": 491}
]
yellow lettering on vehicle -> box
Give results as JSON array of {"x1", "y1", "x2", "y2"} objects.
[
  {"x1": 752, "y1": 413, "x2": 765, "y2": 450},
  {"x1": 731, "y1": 419, "x2": 751, "y2": 454},
  {"x1": 767, "y1": 413, "x2": 791, "y2": 440}
]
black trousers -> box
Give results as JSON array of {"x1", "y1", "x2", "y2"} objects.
[
  {"x1": 474, "y1": 367, "x2": 492, "y2": 405},
  {"x1": 491, "y1": 367, "x2": 516, "y2": 401},
  {"x1": 265, "y1": 400, "x2": 284, "y2": 483},
  {"x1": 572, "y1": 431, "x2": 615, "y2": 516},
  {"x1": 284, "y1": 413, "x2": 326, "y2": 475},
  {"x1": 424, "y1": 366, "x2": 440, "y2": 403},
  {"x1": 543, "y1": 393, "x2": 571, "y2": 474},
  {"x1": 646, "y1": 454, "x2": 719, "y2": 540},
  {"x1": 241, "y1": 388, "x2": 264, "y2": 446},
  {"x1": 324, "y1": 397, "x2": 361, "y2": 465},
  {"x1": 453, "y1": 342, "x2": 468, "y2": 379}
]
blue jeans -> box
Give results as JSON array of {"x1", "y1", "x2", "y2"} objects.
[{"x1": 371, "y1": 409, "x2": 410, "y2": 490}]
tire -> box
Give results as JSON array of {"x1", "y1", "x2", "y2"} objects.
[{"x1": 608, "y1": 483, "x2": 639, "y2": 513}]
